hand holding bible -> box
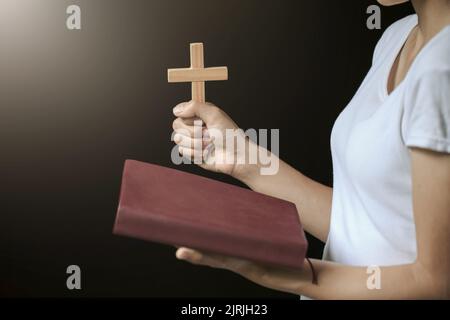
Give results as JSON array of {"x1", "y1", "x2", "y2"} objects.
[{"x1": 175, "y1": 247, "x2": 314, "y2": 294}]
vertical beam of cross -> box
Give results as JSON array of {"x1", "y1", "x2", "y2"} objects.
[
  {"x1": 190, "y1": 43, "x2": 205, "y2": 102},
  {"x1": 168, "y1": 43, "x2": 228, "y2": 104}
]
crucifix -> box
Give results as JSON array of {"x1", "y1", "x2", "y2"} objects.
[{"x1": 167, "y1": 43, "x2": 228, "y2": 103}]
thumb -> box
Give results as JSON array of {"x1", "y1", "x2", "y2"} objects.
[{"x1": 173, "y1": 101, "x2": 218, "y2": 123}]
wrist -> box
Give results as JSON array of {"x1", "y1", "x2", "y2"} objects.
[
  {"x1": 230, "y1": 139, "x2": 262, "y2": 183},
  {"x1": 293, "y1": 258, "x2": 318, "y2": 296}
]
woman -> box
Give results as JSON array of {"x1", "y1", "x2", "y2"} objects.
[{"x1": 171, "y1": 0, "x2": 450, "y2": 299}]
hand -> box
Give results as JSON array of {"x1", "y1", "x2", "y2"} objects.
[
  {"x1": 175, "y1": 247, "x2": 312, "y2": 295},
  {"x1": 172, "y1": 101, "x2": 258, "y2": 178}
]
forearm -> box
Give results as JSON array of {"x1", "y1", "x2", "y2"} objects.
[
  {"x1": 238, "y1": 258, "x2": 444, "y2": 299},
  {"x1": 292, "y1": 259, "x2": 447, "y2": 299},
  {"x1": 177, "y1": 248, "x2": 448, "y2": 300},
  {"x1": 233, "y1": 142, "x2": 332, "y2": 242}
]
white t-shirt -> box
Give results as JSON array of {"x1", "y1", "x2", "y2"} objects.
[{"x1": 323, "y1": 14, "x2": 450, "y2": 267}]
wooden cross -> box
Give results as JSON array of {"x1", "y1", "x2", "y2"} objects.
[{"x1": 168, "y1": 43, "x2": 228, "y2": 103}]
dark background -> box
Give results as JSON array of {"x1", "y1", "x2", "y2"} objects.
[{"x1": 0, "y1": 0, "x2": 413, "y2": 297}]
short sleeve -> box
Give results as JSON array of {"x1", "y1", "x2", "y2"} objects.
[{"x1": 403, "y1": 70, "x2": 450, "y2": 153}]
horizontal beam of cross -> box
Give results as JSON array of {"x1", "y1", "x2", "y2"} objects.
[
  {"x1": 167, "y1": 67, "x2": 228, "y2": 83},
  {"x1": 167, "y1": 43, "x2": 228, "y2": 103}
]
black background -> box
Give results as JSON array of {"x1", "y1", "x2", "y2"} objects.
[{"x1": 0, "y1": 0, "x2": 414, "y2": 297}]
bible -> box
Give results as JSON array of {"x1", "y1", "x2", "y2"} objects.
[{"x1": 113, "y1": 160, "x2": 308, "y2": 269}]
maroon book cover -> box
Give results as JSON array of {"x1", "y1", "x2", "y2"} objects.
[{"x1": 113, "y1": 160, "x2": 308, "y2": 269}]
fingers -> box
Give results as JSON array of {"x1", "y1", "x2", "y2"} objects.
[
  {"x1": 176, "y1": 248, "x2": 203, "y2": 262},
  {"x1": 175, "y1": 248, "x2": 306, "y2": 295},
  {"x1": 175, "y1": 247, "x2": 270, "y2": 286},
  {"x1": 173, "y1": 101, "x2": 222, "y2": 124},
  {"x1": 172, "y1": 117, "x2": 201, "y2": 137},
  {"x1": 172, "y1": 117, "x2": 211, "y2": 158},
  {"x1": 176, "y1": 117, "x2": 196, "y2": 126},
  {"x1": 171, "y1": 101, "x2": 228, "y2": 166},
  {"x1": 175, "y1": 247, "x2": 228, "y2": 269},
  {"x1": 174, "y1": 133, "x2": 210, "y2": 149},
  {"x1": 175, "y1": 247, "x2": 260, "y2": 276},
  {"x1": 178, "y1": 146, "x2": 204, "y2": 160},
  {"x1": 178, "y1": 143, "x2": 215, "y2": 164}
]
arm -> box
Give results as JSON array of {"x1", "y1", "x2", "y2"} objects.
[
  {"x1": 176, "y1": 148, "x2": 450, "y2": 299},
  {"x1": 172, "y1": 101, "x2": 332, "y2": 242}
]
